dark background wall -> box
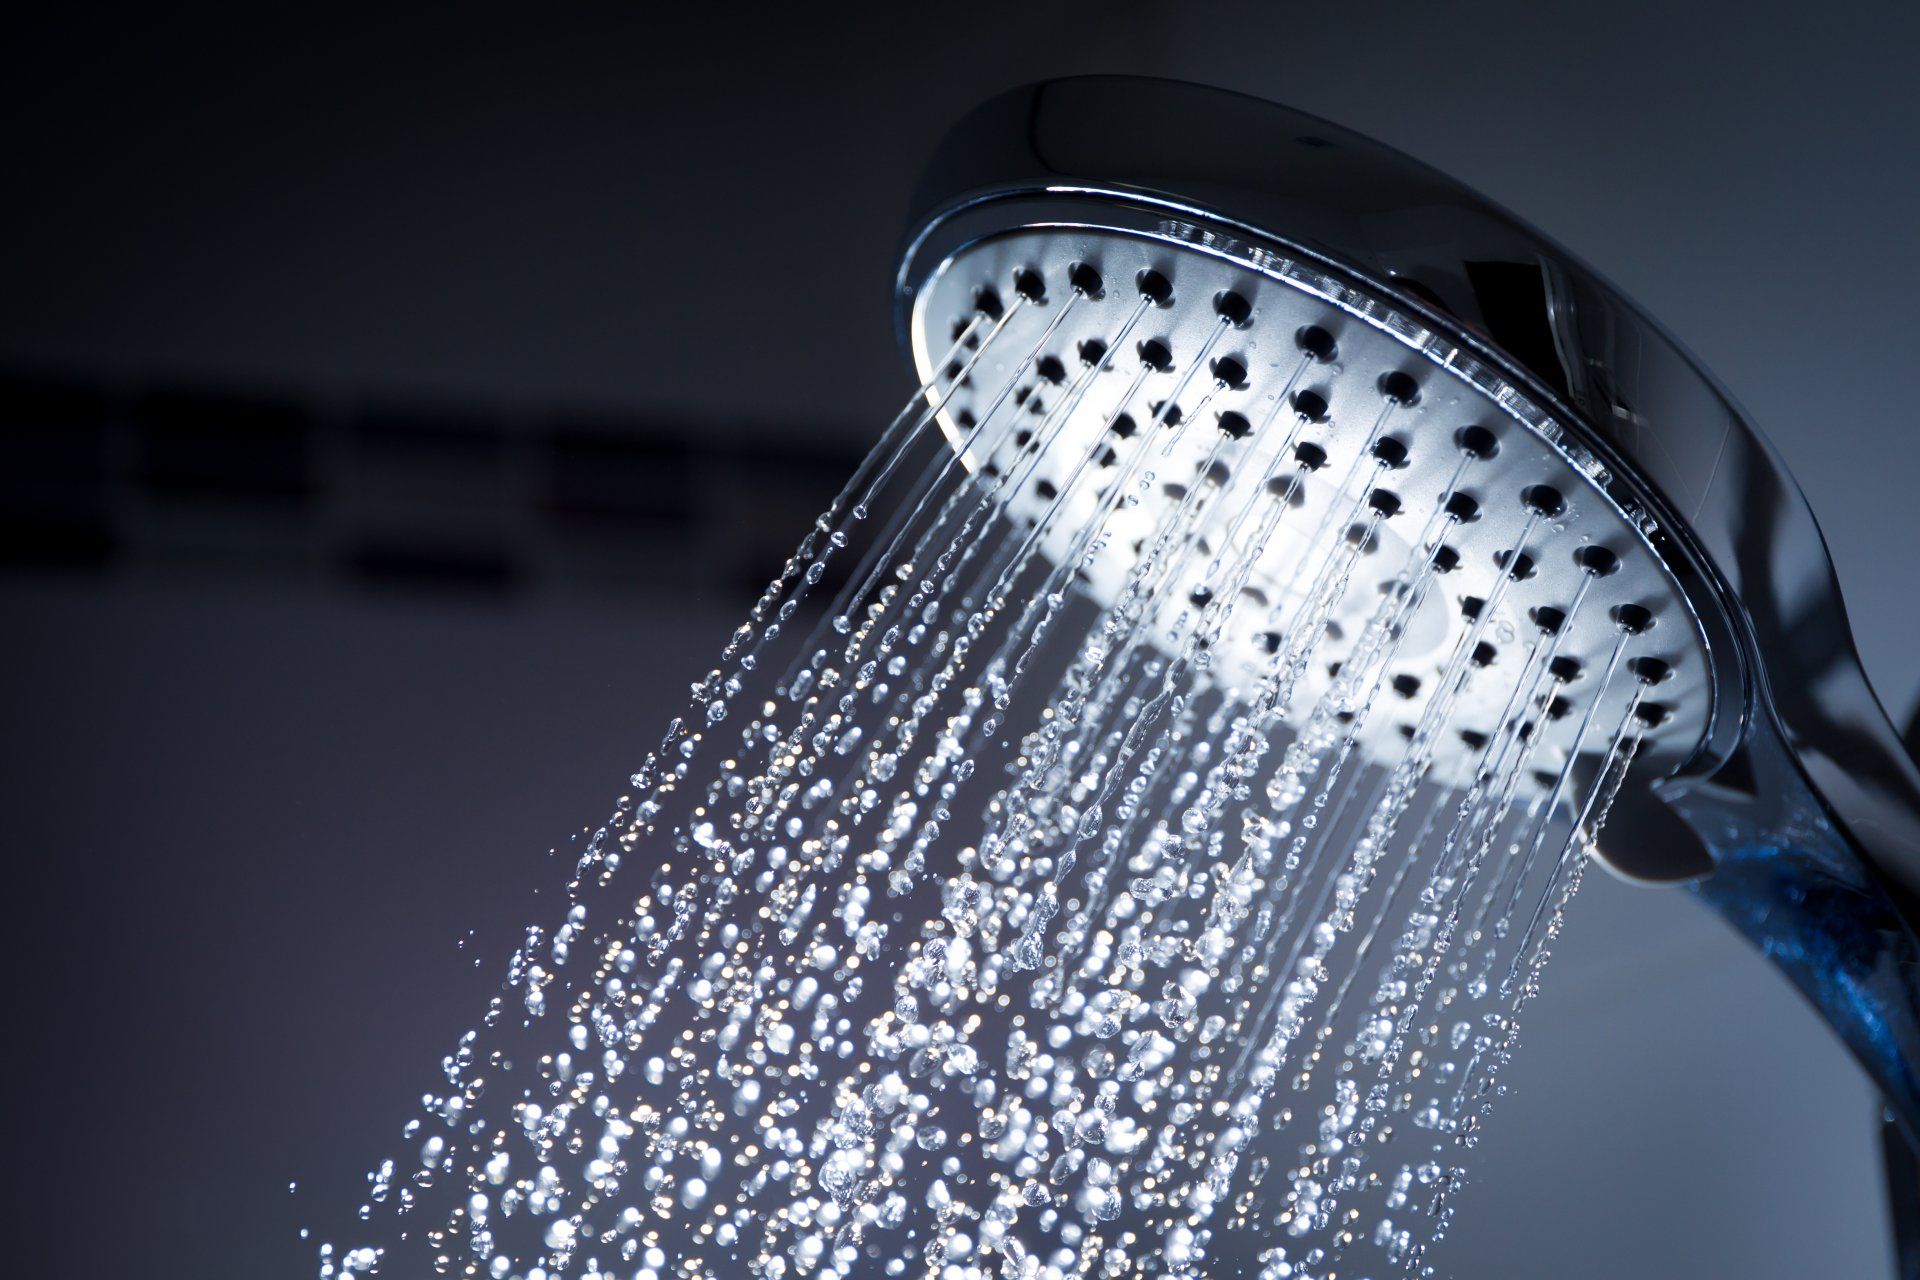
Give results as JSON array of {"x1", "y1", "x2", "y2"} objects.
[{"x1": 4, "y1": 4, "x2": 1915, "y2": 1276}]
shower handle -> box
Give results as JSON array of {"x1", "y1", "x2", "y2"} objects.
[{"x1": 1655, "y1": 675, "x2": 1920, "y2": 1147}]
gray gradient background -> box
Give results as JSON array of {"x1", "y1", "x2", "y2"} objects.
[{"x1": 4, "y1": 3, "x2": 1915, "y2": 1275}]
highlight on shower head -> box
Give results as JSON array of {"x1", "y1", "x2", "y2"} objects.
[{"x1": 894, "y1": 77, "x2": 1920, "y2": 1138}]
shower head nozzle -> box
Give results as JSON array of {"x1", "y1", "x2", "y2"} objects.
[{"x1": 895, "y1": 76, "x2": 1920, "y2": 1140}]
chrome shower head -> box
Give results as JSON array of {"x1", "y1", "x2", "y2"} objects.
[
  {"x1": 900, "y1": 219, "x2": 1712, "y2": 793},
  {"x1": 894, "y1": 77, "x2": 1920, "y2": 1140}
]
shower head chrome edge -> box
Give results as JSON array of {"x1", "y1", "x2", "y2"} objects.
[{"x1": 894, "y1": 76, "x2": 1920, "y2": 1140}]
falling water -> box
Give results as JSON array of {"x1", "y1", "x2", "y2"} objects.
[{"x1": 313, "y1": 281, "x2": 1665, "y2": 1280}]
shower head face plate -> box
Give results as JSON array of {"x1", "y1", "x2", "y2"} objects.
[{"x1": 907, "y1": 225, "x2": 1712, "y2": 782}]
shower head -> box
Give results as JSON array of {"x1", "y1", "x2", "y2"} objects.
[
  {"x1": 894, "y1": 77, "x2": 1920, "y2": 1139},
  {"x1": 899, "y1": 217, "x2": 1715, "y2": 795}
]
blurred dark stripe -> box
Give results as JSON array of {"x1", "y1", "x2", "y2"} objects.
[
  {"x1": 139, "y1": 389, "x2": 316, "y2": 503},
  {"x1": 0, "y1": 370, "x2": 864, "y2": 599}
]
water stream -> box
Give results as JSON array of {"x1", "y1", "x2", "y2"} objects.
[{"x1": 314, "y1": 295, "x2": 1653, "y2": 1280}]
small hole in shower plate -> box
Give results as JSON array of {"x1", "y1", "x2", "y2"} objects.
[
  {"x1": 1136, "y1": 268, "x2": 1175, "y2": 306},
  {"x1": 1574, "y1": 544, "x2": 1620, "y2": 576},
  {"x1": 1522, "y1": 484, "x2": 1567, "y2": 519},
  {"x1": 1495, "y1": 549, "x2": 1536, "y2": 581},
  {"x1": 1612, "y1": 603, "x2": 1656, "y2": 634},
  {"x1": 1378, "y1": 370, "x2": 1421, "y2": 405},
  {"x1": 1296, "y1": 324, "x2": 1337, "y2": 362},
  {"x1": 1629, "y1": 656, "x2": 1673, "y2": 684},
  {"x1": 1214, "y1": 289, "x2": 1254, "y2": 327},
  {"x1": 1211, "y1": 355, "x2": 1249, "y2": 389},
  {"x1": 1455, "y1": 424, "x2": 1499, "y2": 459},
  {"x1": 1371, "y1": 436, "x2": 1410, "y2": 469}
]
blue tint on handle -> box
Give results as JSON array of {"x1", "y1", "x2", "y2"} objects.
[{"x1": 1664, "y1": 714, "x2": 1920, "y2": 1147}]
